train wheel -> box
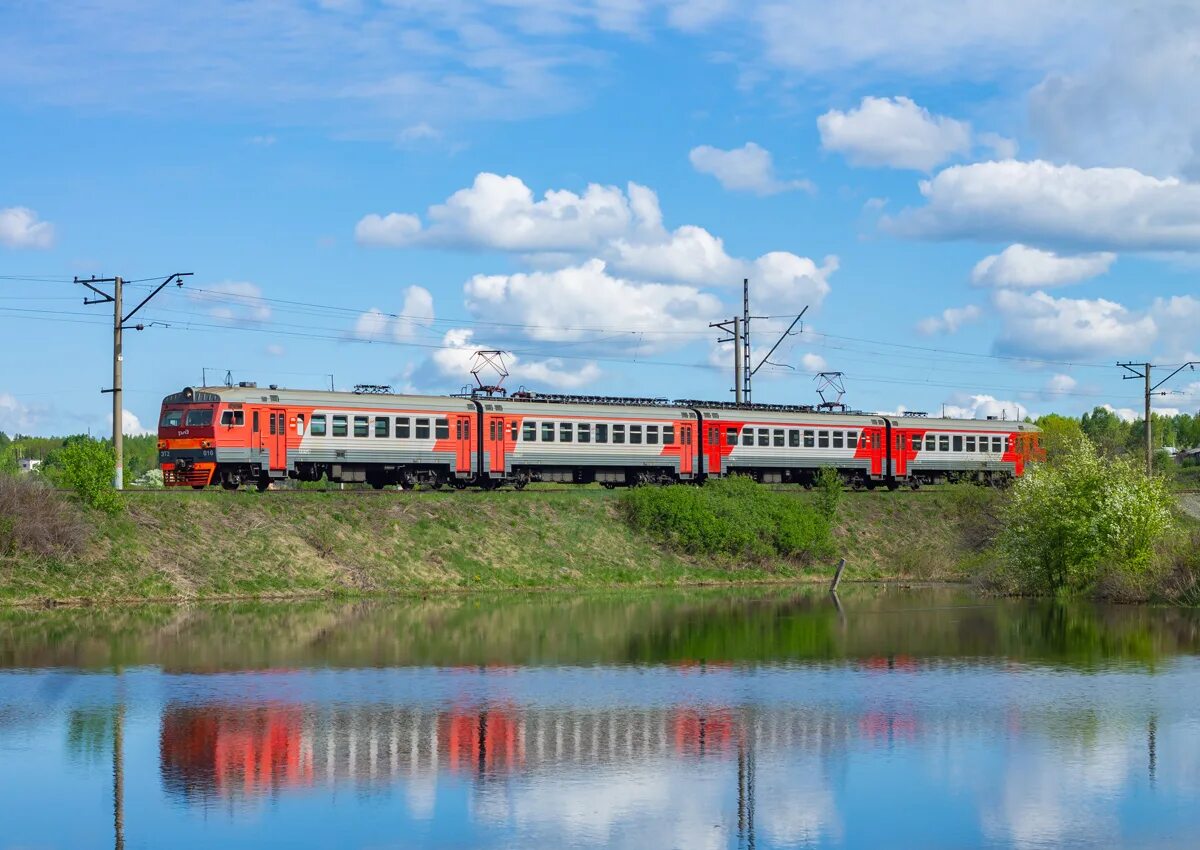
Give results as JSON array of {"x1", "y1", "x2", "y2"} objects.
[
  {"x1": 886, "y1": 480, "x2": 900, "y2": 491},
  {"x1": 256, "y1": 475, "x2": 271, "y2": 492},
  {"x1": 191, "y1": 485, "x2": 205, "y2": 490},
  {"x1": 909, "y1": 479, "x2": 921, "y2": 491},
  {"x1": 220, "y1": 477, "x2": 240, "y2": 491},
  {"x1": 864, "y1": 478, "x2": 877, "y2": 491}
]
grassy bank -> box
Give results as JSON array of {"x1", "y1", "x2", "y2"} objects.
[{"x1": 0, "y1": 484, "x2": 999, "y2": 605}]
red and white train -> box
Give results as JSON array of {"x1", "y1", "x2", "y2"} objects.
[{"x1": 157, "y1": 384, "x2": 1043, "y2": 490}]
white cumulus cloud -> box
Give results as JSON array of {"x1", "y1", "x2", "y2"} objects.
[
  {"x1": 0, "y1": 206, "x2": 55, "y2": 249},
  {"x1": 463, "y1": 259, "x2": 722, "y2": 350},
  {"x1": 428, "y1": 328, "x2": 601, "y2": 391},
  {"x1": 972, "y1": 244, "x2": 1115, "y2": 289},
  {"x1": 943, "y1": 393, "x2": 1031, "y2": 421},
  {"x1": 356, "y1": 173, "x2": 838, "y2": 329},
  {"x1": 992, "y1": 290, "x2": 1155, "y2": 360},
  {"x1": 110, "y1": 409, "x2": 153, "y2": 437},
  {"x1": 356, "y1": 173, "x2": 650, "y2": 251},
  {"x1": 351, "y1": 285, "x2": 436, "y2": 342},
  {"x1": 688, "y1": 142, "x2": 813, "y2": 195},
  {"x1": 1044, "y1": 373, "x2": 1078, "y2": 396},
  {"x1": 887, "y1": 159, "x2": 1200, "y2": 252},
  {"x1": 817, "y1": 96, "x2": 972, "y2": 171},
  {"x1": 916, "y1": 304, "x2": 982, "y2": 336},
  {"x1": 0, "y1": 393, "x2": 46, "y2": 433}
]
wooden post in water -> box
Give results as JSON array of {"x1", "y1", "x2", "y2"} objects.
[{"x1": 829, "y1": 558, "x2": 847, "y2": 593}]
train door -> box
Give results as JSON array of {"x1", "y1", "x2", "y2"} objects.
[
  {"x1": 267, "y1": 408, "x2": 287, "y2": 471},
  {"x1": 679, "y1": 421, "x2": 694, "y2": 476},
  {"x1": 454, "y1": 415, "x2": 473, "y2": 476},
  {"x1": 892, "y1": 429, "x2": 909, "y2": 478},
  {"x1": 488, "y1": 416, "x2": 507, "y2": 475}
]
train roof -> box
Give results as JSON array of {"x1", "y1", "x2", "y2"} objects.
[
  {"x1": 161, "y1": 386, "x2": 1039, "y2": 431},
  {"x1": 162, "y1": 386, "x2": 476, "y2": 410},
  {"x1": 890, "y1": 414, "x2": 1039, "y2": 432}
]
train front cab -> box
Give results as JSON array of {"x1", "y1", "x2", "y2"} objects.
[{"x1": 158, "y1": 388, "x2": 223, "y2": 488}]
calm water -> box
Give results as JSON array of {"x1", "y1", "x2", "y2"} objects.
[{"x1": 3, "y1": 586, "x2": 1200, "y2": 850}]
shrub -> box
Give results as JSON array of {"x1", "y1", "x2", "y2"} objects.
[
  {"x1": 621, "y1": 475, "x2": 833, "y2": 562},
  {"x1": 998, "y1": 435, "x2": 1175, "y2": 594},
  {"x1": 55, "y1": 440, "x2": 122, "y2": 514},
  {"x1": 815, "y1": 467, "x2": 842, "y2": 520},
  {"x1": 0, "y1": 475, "x2": 89, "y2": 558}
]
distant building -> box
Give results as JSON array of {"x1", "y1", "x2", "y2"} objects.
[{"x1": 18, "y1": 458, "x2": 41, "y2": 473}]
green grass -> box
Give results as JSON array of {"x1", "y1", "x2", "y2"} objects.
[{"x1": 0, "y1": 483, "x2": 1008, "y2": 605}]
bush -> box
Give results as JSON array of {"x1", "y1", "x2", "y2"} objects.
[
  {"x1": 621, "y1": 475, "x2": 833, "y2": 562},
  {"x1": 815, "y1": 467, "x2": 842, "y2": 521},
  {"x1": 0, "y1": 475, "x2": 89, "y2": 558},
  {"x1": 998, "y1": 436, "x2": 1175, "y2": 594},
  {"x1": 55, "y1": 440, "x2": 122, "y2": 514}
]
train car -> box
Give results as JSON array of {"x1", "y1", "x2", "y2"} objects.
[
  {"x1": 158, "y1": 385, "x2": 476, "y2": 489},
  {"x1": 158, "y1": 383, "x2": 1043, "y2": 490},
  {"x1": 480, "y1": 394, "x2": 699, "y2": 488},
  {"x1": 688, "y1": 402, "x2": 888, "y2": 487},
  {"x1": 886, "y1": 413, "x2": 1043, "y2": 487}
]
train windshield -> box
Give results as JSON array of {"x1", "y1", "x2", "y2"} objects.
[
  {"x1": 160, "y1": 410, "x2": 182, "y2": 427},
  {"x1": 185, "y1": 408, "x2": 214, "y2": 426}
]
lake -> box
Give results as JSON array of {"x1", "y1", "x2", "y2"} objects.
[{"x1": 2, "y1": 586, "x2": 1199, "y2": 849}]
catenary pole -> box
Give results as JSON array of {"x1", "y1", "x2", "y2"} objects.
[
  {"x1": 1117, "y1": 360, "x2": 1197, "y2": 475},
  {"x1": 78, "y1": 272, "x2": 193, "y2": 490},
  {"x1": 113, "y1": 277, "x2": 123, "y2": 489},
  {"x1": 733, "y1": 316, "x2": 743, "y2": 404}
]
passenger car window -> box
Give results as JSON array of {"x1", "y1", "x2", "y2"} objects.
[
  {"x1": 415, "y1": 418, "x2": 430, "y2": 439},
  {"x1": 757, "y1": 429, "x2": 769, "y2": 447},
  {"x1": 818, "y1": 430, "x2": 829, "y2": 448},
  {"x1": 803, "y1": 430, "x2": 815, "y2": 448},
  {"x1": 789, "y1": 430, "x2": 800, "y2": 448},
  {"x1": 353, "y1": 416, "x2": 368, "y2": 437},
  {"x1": 613, "y1": 424, "x2": 625, "y2": 444},
  {"x1": 662, "y1": 425, "x2": 674, "y2": 445},
  {"x1": 578, "y1": 423, "x2": 591, "y2": 443},
  {"x1": 726, "y1": 427, "x2": 738, "y2": 445},
  {"x1": 311, "y1": 415, "x2": 327, "y2": 437},
  {"x1": 560, "y1": 422, "x2": 573, "y2": 442},
  {"x1": 596, "y1": 423, "x2": 609, "y2": 443},
  {"x1": 542, "y1": 422, "x2": 555, "y2": 442},
  {"x1": 953, "y1": 435, "x2": 963, "y2": 452},
  {"x1": 630, "y1": 425, "x2": 642, "y2": 444},
  {"x1": 925, "y1": 434, "x2": 935, "y2": 451},
  {"x1": 966, "y1": 436, "x2": 976, "y2": 451},
  {"x1": 939, "y1": 435, "x2": 949, "y2": 452},
  {"x1": 375, "y1": 417, "x2": 389, "y2": 438},
  {"x1": 742, "y1": 429, "x2": 754, "y2": 446},
  {"x1": 647, "y1": 425, "x2": 659, "y2": 445},
  {"x1": 523, "y1": 421, "x2": 536, "y2": 441},
  {"x1": 832, "y1": 431, "x2": 843, "y2": 449},
  {"x1": 993, "y1": 437, "x2": 1003, "y2": 452},
  {"x1": 396, "y1": 417, "x2": 410, "y2": 438},
  {"x1": 435, "y1": 418, "x2": 450, "y2": 440},
  {"x1": 774, "y1": 429, "x2": 785, "y2": 447}
]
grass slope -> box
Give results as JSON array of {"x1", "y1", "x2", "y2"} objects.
[{"x1": 1, "y1": 488, "x2": 996, "y2": 605}]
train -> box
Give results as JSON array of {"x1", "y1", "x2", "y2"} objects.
[{"x1": 157, "y1": 384, "x2": 1044, "y2": 491}]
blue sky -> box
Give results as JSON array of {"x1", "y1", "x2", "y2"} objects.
[{"x1": 1, "y1": 0, "x2": 1198, "y2": 436}]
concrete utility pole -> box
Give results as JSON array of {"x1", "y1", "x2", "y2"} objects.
[
  {"x1": 710, "y1": 313, "x2": 745, "y2": 403},
  {"x1": 1118, "y1": 360, "x2": 1198, "y2": 474},
  {"x1": 78, "y1": 273, "x2": 193, "y2": 489}
]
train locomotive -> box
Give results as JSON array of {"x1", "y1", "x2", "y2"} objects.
[{"x1": 157, "y1": 384, "x2": 1044, "y2": 491}]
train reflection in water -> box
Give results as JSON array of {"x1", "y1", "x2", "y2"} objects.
[{"x1": 160, "y1": 701, "x2": 863, "y2": 802}]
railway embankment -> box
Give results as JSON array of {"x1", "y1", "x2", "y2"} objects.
[{"x1": 0, "y1": 483, "x2": 1000, "y2": 606}]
